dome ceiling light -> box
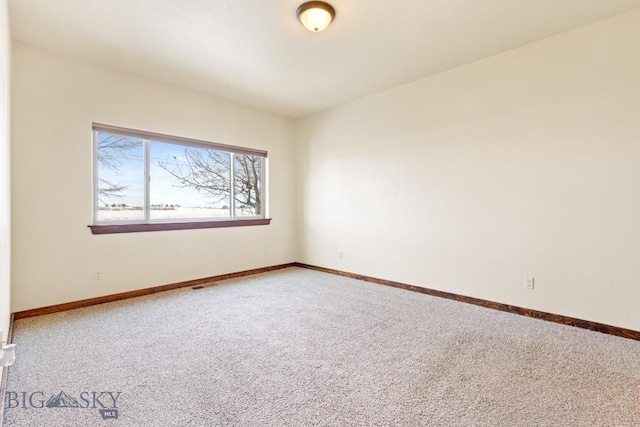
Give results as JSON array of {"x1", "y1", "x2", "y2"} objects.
[{"x1": 296, "y1": 2, "x2": 336, "y2": 33}]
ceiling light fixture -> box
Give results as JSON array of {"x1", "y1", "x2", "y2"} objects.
[{"x1": 296, "y1": 1, "x2": 336, "y2": 33}]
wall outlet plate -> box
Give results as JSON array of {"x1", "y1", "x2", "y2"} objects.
[{"x1": 524, "y1": 276, "x2": 535, "y2": 290}]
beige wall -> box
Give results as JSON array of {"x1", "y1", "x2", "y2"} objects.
[
  {"x1": 295, "y1": 9, "x2": 640, "y2": 330},
  {"x1": 9, "y1": 8, "x2": 640, "y2": 332},
  {"x1": 11, "y1": 43, "x2": 296, "y2": 312},
  {"x1": 0, "y1": 0, "x2": 10, "y2": 344}
]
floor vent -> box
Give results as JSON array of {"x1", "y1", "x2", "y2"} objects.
[{"x1": 191, "y1": 285, "x2": 205, "y2": 290}]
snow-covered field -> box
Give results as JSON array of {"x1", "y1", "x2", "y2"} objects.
[{"x1": 97, "y1": 207, "x2": 231, "y2": 221}]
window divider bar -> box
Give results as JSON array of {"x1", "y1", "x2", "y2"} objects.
[
  {"x1": 230, "y1": 153, "x2": 236, "y2": 219},
  {"x1": 143, "y1": 139, "x2": 150, "y2": 222}
]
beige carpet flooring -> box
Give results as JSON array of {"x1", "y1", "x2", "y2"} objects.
[{"x1": 3, "y1": 267, "x2": 640, "y2": 426}]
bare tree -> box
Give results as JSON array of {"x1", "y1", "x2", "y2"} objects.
[
  {"x1": 234, "y1": 154, "x2": 262, "y2": 215},
  {"x1": 156, "y1": 147, "x2": 262, "y2": 215},
  {"x1": 96, "y1": 135, "x2": 142, "y2": 204}
]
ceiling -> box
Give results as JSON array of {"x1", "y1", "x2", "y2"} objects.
[{"x1": 9, "y1": 0, "x2": 640, "y2": 117}]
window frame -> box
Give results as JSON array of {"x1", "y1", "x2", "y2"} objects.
[{"x1": 90, "y1": 123, "x2": 270, "y2": 234}]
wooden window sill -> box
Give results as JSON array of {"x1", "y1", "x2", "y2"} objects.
[{"x1": 89, "y1": 218, "x2": 271, "y2": 235}]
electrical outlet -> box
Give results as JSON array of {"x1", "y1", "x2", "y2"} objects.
[
  {"x1": 94, "y1": 270, "x2": 103, "y2": 280},
  {"x1": 338, "y1": 250, "x2": 343, "y2": 259},
  {"x1": 524, "y1": 276, "x2": 534, "y2": 290}
]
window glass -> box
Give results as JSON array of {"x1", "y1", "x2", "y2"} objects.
[
  {"x1": 149, "y1": 141, "x2": 231, "y2": 220},
  {"x1": 234, "y1": 154, "x2": 263, "y2": 217},
  {"x1": 93, "y1": 125, "x2": 267, "y2": 226},
  {"x1": 95, "y1": 132, "x2": 144, "y2": 221}
]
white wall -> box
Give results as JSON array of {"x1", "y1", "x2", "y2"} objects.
[
  {"x1": 0, "y1": 0, "x2": 10, "y2": 343},
  {"x1": 11, "y1": 43, "x2": 296, "y2": 312},
  {"x1": 295, "y1": 9, "x2": 640, "y2": 331}
]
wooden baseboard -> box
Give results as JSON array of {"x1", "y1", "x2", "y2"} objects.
[
  {"x1": 0, "y1": 313, "x2": 15, "y2": 427},
  {"x1": 9, "y1": 260, "x2": 640, "y2": 338},
  {"x1": 293, "y1": 262, "x2": 640, "y2": 342},
  {"x1": 13, "y1": 263, "x2": 296, "y2": 320}
]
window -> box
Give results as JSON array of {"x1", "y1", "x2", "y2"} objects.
[{"x1": 90, "y1": 124, "x2": 269, "y2": 234}]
